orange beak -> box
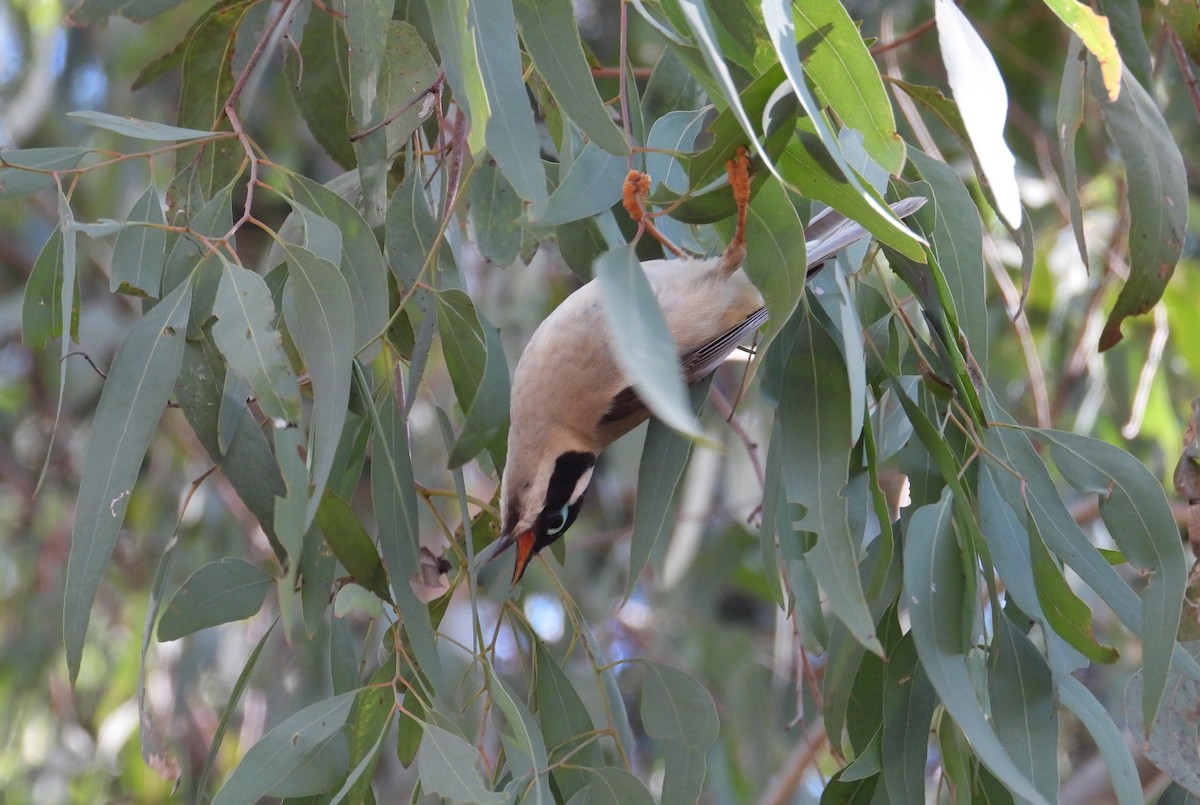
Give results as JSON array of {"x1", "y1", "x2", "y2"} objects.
[{"x1": 511, "y1": 530, "x2": 537, "y2": 584}]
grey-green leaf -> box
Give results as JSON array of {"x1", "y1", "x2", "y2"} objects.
[
  {"x1": 282, "y1": 243, "x2": 355, "y2": 529},
  {"x1": 417, "y1": 723, "x2": 506, "y2": 805},
  {"x1": 513, "y1": 0, "x2": 629, "y2": 156},
  {"x1": 211, "y1": 258, "x2": 301, "y2": 426},
  {"x1": 593, "y1": 246, "x2": 704, "y2": 439},
  {"x1": 1091, "y1": 61, "x2": 1188, "y2": 351},
  {"x1": 284, "y1": 172, "x2": 391, "y2": 355},
  {"x1": 110, "y1": 184, "x2": 168, "y2": 297},
  {"x1": 778, "y1": 306, "x2": 881, "y2": 655},
  {"x1": 903, "y1": 491, "x2": 1049, "y2": 805},
  {"x1": 212, "y1": 690, "x2": 357, "y2": 805},
  {"x1": 64, "y1": 279, "x2": 192, "y2": 683},
  {"x1": 528, "y1": 142, "x2": 627, "y2": 228},
  {"x1": 67, "y1": 110, "x2": 224, "y2": 141},
  {"x1": 469, "y1": 0, "x2": 547, "y2": 209},
  {"x1": 1038, "y1": 428, "x2": 1187, "y2": 731},
  {"x1": 469, "y1": 155, "x2": 524, "y2": 265},
  {"x1": 1060, "y1": 675, "x2": 1142, "y2": 805},
  {"x1": 156, "y1": 558, "x2": 272, "y2": 641}
]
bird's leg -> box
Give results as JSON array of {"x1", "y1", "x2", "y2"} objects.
[
  {"x1": 622, "y1": 169, "x2": 686, "y2": 257},
  {"x1": 718, "y1": 145, "x2": 751, "y2": 273}
]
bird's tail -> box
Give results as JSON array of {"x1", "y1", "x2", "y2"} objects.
[{"x1": 804, "y1": 196, "x2": 927, "y2": 269}]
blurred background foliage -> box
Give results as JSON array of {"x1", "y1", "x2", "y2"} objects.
[{"x1": 0, "y1": 0, "x2": 1199, "y2": 803}]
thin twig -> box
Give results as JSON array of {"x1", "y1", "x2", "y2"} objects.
[
  {"x1": 1169, "y1": 31, "x2": 1200, "y2": 125},
  {"x1": 350, "y1": 67, "x2": 445, "y2": 142},
  {"x1": 709, "y1": 385, "x2": 766, "y2": 489},
  {"x1": 869, "y1": 14, "x2": 936, "y2": 56},
  {"x1": 222, "y1": 0, "x2": 298, "y2": 116},
  {"x1": 618, "y1": 0, "x2": 635, "y2": 171},
  {"x1": 1121, "y1": 304, "x2": 1169, "y2": 439}
]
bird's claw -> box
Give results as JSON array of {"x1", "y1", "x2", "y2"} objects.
[{"x1": 621, "y1": 169, "x2": 685, "y2": 257}]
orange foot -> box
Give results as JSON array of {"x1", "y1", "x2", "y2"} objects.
[
  {"x1": 726, "y1": 145, "x2": 751, "y2": 250},
  {"x1": 622, "y1": 169, "x2": 685, "y2": 257}
]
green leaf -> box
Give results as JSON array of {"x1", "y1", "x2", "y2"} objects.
[
  {"x1": 774, "y1": 137, "x2": 925, "y2": 261},
  {"x1": 741, "y1": 179, "x2": 806, "y2": 356},
  {"x1": 639, "y1": 660, "x2": 717, "y2": 805},
  {"x1": 989, "y1": 614, "x2": 1059, "y2": 803},
  {"x1": 468, "y1": 0, "x2": 548, "y2": 208},
  {"x1": 645, "y1": 109, "x2": 708, "y2": 196},
  {"x1": 282, "y1": 243, "x2": 355, "y2": 529},
  {"x1": 625, "y1": 377, "x2": 711, "y2": 598},
  {"x1": 788, "y1": 0, "x2": 904, "y2": 173},
  {"x1": 67, "y1": 110, "x2": 224, "y2": 141},
  {"x1": 176, "y1": 3, "x2": 251, "y2": 197},
  {"x1": 1092, "y1": 63, "x2": 1188, "y2": 351},
  {"x1": 1057, "y1": 36, "x2": 1089, "y2": 269},
  {"x1": 907, "y1": 149, "x2": 988, "y2": 367},
  {"x1": 285, "y1": 5, "x2": 355, "y2": 168},
  {"x1": 375, "y1": 21, "x2": 440, "y2": 154},
  {"x1": 528, "y1": 142, "x2": 627, "y2": 227},
  {"x1": 338, "y1": 0, "x2": 391, "y2": 222},
  {"x1": 212, "y1": 257, "x2": 301, "y2": 426},
  {"x1": 337, "y1": 664, "x2": 397, "y2": 804},
  {"x1": 22, "y1": 229, "x2": 78, "y2": 350},
  {"x1": 513, "y1": 0, "x2": 630, "y2": 156},
  {"x1": 1038, "y1": 429, "x2": 1187, "y2": 730},
  {"x1": 156, "y1": 558, "x2": 272, "y2": 641},
  {"x1": 535, "y1": 642, "x2": 602, "y2": 800},
  {"x1": 469, "y1": 154, "x2": 524, "y2": 265},
  {"x1": 593, "y1": 246, "x2": 704, "y2": 439},
  {"x1": 64, "y1": 279, "x2": 192, "y2": 683},
  {"x1": 175, "y1": 335, "x2": 286, "y2": 557},
  {"x1": 757, "y1": 0, "x2": 924, "y2": 260},
  {"x1": 1041, "y1": 0, "x2": 1122, "y2": 99},
  {"x1": 639, "y1": 660, "x2": 718, "y2": 748},
  {"x1": 0, "y1": 148, "x2": 88, "y2": 198},
  {"x1": 110, "y1": 184, "x2": 168, "y2": 297},
  {"x1": 360, "y1": 367, "x2": 444, "y2": 694},
  {"x1": 778, "y1": 305, "x2": 881, "y2": 655},
  {"x1": 283, "y1": 173, "x2": 391, "y2": 356},
  {"x1": 436, "y1": 290, "x2": 510, "y2": 467},
  {"x1": 417, "y1": 723, "x2": 506, "y2": 805},
  {"x1": 903, "y1": 491, "x2": 1049, "y2": 805},
  {"x1": 881, "y1": 636, "x2": 936, "y2": 804},
  {"x1": 1029, "y1": 517, "x2": 1120, "y2": 664},
  {"x1": 212, "y1": 690, "x2": 357, "y2": 805},
  {"x1": 582, "y1": 768, "x2": 655, "y2": 805},
  {"x1": 315, "y1": 490, "x2": 392, "y2": 603},
  {"x1": 1059, "y1": 675, "x2": 1143, "y2": 805},
  {"x1": 490, "y1": 671, "x2": 553, "y2": 804},
  {"x1": 934, "y1": 0, "x2": 1022, "y2": 228}
]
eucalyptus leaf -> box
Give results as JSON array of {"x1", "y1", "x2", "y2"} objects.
[
  {"x1": 512, "y1": 0, "x2": 629, "y2": 156},
  {"x1": 417, "y1": 723, "x2": 506, "y2": 805},
  {"x1": 282, "y1": 242, "x2": 355, "y2": 529},
  {"x1": 64, "y1": 279, "x2": 191, "y2": 683},
  {"x1": 67, "y1": 110, "x2": 224, "y2": 141},
  {"x1": 903, "y1": 490, "x2": 1049, "y2": 805},
  {"x1": 934, "y1": 0, "x2": 1022, "y2": 228},
  {"x1": 157, "y1": 558, "x2": 272, "y2": 641},
  {"x1": 212, "y1": 690, "x2": 358, "y2": 805}
]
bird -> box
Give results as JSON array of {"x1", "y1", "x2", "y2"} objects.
[{"x1": 490, "y1": 146, "x2": 925, "y2": 584}]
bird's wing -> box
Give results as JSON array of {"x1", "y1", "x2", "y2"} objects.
[
  {"x1": 598, "y1": 197, "x2": 926, "y2": 431},
  {"x1": 599, "y1": 307, "x2": 768, "y2": 427}
]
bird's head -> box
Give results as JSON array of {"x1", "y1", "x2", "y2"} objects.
[{"x1": 495, "y1": 445, "x2": 597, "y2": 584}]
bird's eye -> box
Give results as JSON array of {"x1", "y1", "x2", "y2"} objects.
[{"x1": 545, "y1": 504, "x2": 570, "y2": 535}]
